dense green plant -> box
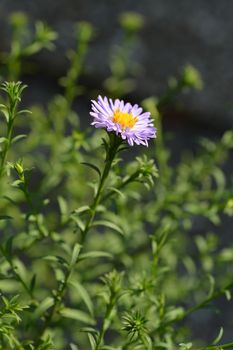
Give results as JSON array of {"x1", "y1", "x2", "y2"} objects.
[{"x1": 0, "y1": 11, "x2": 233, "y2": 350}]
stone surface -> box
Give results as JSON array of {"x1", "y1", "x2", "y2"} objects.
[{"x1": 0, "y1": 0, "x2": 233, "y2": 127}]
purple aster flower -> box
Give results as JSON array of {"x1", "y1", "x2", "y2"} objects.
[{"x1": 90, "y1": 96, "x2": 156, "y2": 146}]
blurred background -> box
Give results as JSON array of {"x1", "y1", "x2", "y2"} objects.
[
  {"x1": 1, "y1": 0, "x2": 233, "y2": 128},
  {"x1": 0, "y1": 0, "x2": 232, "y2": 345}
]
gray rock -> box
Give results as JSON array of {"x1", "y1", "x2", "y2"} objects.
[{"x1": 0, "y1": 0, "x2": 233, "y2": 127}]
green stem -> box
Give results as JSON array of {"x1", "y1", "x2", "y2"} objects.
[
  {"x1": 139, "y1": 332, "x2": 150, "y2": 350},
  {"x1": 83, "y1": 136, "x2": 122, "y2": 350},
  {"x1": 35, "y1": 134, "x2": 122, "y2": 345},
  {"x1": 0, "y1": 121, "x2": 14, "y2": 178},
  {"x1": 22, "y1": 180, "x2": 50, "y2": 242},
  {"x1": 10, "y1": 333, "x2": 25, "y2": 350},
  {"x1": 0, "y1": 93, "x2": 18, "y2": 178},
  {"x1": 80, "y1": 134, "x2": 122, "y2": 244},
  {"x1": 101, "y1": 169, "x2": 140, "y2": 203},
  {"x1": 182, "y1": 280, "x2": 233, "y2": 319},
  {"x1": 35, "y1": 268, "x2": 71, "y2": 344},
  {"x1": 95, "y1": 297, "x2": 115, "y2": 350},
  {"x1": 0, "y1": 245, "x2": 34, "y2": 299},
  {"x1": 161, "y1": 280, "x2": 233, "y2": 330}
]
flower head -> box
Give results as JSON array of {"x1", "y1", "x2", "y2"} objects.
[{"x1": 90, "y1": 96, "x2": 156, "y2": 146}]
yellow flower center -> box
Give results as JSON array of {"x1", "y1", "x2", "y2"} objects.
[{"x1": 112, "y1": 109, "x2": 137, "y2": 130}]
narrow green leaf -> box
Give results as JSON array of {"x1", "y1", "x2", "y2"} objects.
[
  {"x1": 5, "y1": 236, "x2": 14, "y2": 257},
  {"x1": 92, "y1": 220, "x2": 124, "y2": 235},
  {"x1": 14, "y1": 258, "x2": 28, "y2": 282},
  {"x1": 225, "y1": 289, "x2": 231, "y2": 301},
  {"x1": 212, "y1": 167, "x2": 226, "y2": 191},
  {"x1": 0, "y1": 137, "x2": 7, "y2": 144},
  {"x1": 101, "y1": 137, "x2": 109, "y2": 152},
  {"x1": 164, "y1": 307, "x2": 184, "y2": 322},
  {"x1": 117, "y1": 146, "x2": 130, "y2": 153},
  {"x1": 69, "y1": 280, "x2": 94, "y2": 316},
  {"x1": 88, "y1": 333, "x2": 97, "y2": 350},
  {"x1": 78, "y1": 327, "x2": 98, "y2": 334},
  {"x1": 33, "y1": 297, "x2": 54, "y2": 318},
  {"x1": 0, "y1": 215, "x2": 13, "y2": 221},
  {"x1": 81, "y1": 162, "x2": 101, "y2": 178},
  {"x1": 2, "y1": 196, "x2": 18, "y2": 205},
  {"x1": 16, "y1": 109, "x2": 32, "y2": 116},
  {"x1": 70, "y1": 215, "x2": 85, "y2": 231},
  {"x1": 73, "y1": 206, "x2": 90, "y2": 214},
  {"x1": 70, "y1": 243, "x2": 82, "y2": 267},
  {"x1": 212, "y1": 327, "x2": 224, "y2": 345},
  {"x1": 12, "y1": 179, "x2": 23, "y2": 187},
  {"x1": 207, "y1": 274, "x2": 215, "y2": 298},
  {"x1": 30, "y1": 274, "x2": 37, "y2": 293},
  {"x1": 60, "y1": 307, "x2": 95, "y2": 325},
  {"x1": 0, "y1": 105, "x2": 9, "y2": 122},
  {"x1": 12, "y1": 134, "x2": 27, "y2": 144},
  {"x1": 78, "y1": 251, "x2": 112, "y2": 261},
  {"x1": 43, "y1": 255, "x2": 68, "y2": 267},
  {"x1": 179, "y1": 343, "x2": 192, "y2": 350},
  {"x1": 106, "y1": 187, "x2": 125, "y2": 198},
  {"x1": 58, "y1": 196, "x2": 68, "y2": 216},
  {"x1": 70, "y1": 344, "x2": 80, "y2": 350}
]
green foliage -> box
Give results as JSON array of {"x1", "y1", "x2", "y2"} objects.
[
  {"x1": 104, "y1": 12, "x2": 144, "y2": 98},
  {"x1": 1, "y1": 12, "x2": 57, "y2": 80},
  {"x1": 0, "y1": 11, "x2": 233, "y2": 350}
]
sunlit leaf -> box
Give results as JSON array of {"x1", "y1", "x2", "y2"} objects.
[
  {"x1": 78, "y1": 251, "x2": 113, "y2": 262},
  {"x1": 92, "y1": 220, "x2": 124, "y2": 235},
  {"x1": 69, "y1": 280, "x2": 94, "y2": 316},
  {"x1": 60, "y1": 307, "x2": 95, "y2": 325}
]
